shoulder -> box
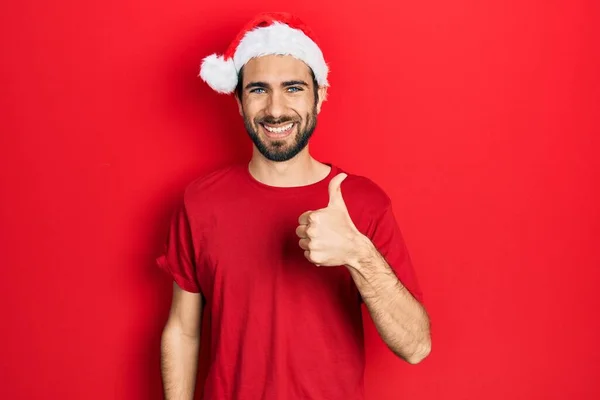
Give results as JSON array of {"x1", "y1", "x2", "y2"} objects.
[
  {"x1": 182, "y1": 163, "x2": 244, "y2": 209},
  {"x1": 334, "y1": 164, "x2": 392, "y2": 216}
]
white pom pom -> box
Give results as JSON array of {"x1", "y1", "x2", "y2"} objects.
[{"x1": 199, "y1": 54, "x2": 238, "y2": 94}]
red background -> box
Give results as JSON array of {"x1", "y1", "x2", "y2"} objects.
[{"x1": 1, "y1": 1, "x2": 599, "y2": 399}]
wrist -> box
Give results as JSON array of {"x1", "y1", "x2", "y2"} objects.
[{"x1": 345, "y1": 232, "x2": 375, "y2": 271}]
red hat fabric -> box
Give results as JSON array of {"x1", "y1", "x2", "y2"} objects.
[{"x1": 199, "y1": 12, "x2": 329, "y2": 94}]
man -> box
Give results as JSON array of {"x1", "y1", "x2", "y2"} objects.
[{"x1": 156, "y1": 11, "x2": 431, "y2": 400}]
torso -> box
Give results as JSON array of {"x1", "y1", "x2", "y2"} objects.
[{"x1": 183, "y1": 162, "x2": 390, "y2": 400}]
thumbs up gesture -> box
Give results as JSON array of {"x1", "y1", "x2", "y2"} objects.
[{"x1": 296, "y1": 173, "x2": 363, "y2": 267}]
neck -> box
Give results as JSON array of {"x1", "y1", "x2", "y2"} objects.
[{"x1": 248, "y1": 146, "x2": 331, "y2": 188}]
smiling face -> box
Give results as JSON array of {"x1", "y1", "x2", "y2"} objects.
[{"x1": 235, "y1": 55, "x2": 327, "y2": 162}]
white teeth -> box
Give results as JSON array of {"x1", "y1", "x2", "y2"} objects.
[{"x1": 264, "y1": 123, "x2": 294, "y2": 133}]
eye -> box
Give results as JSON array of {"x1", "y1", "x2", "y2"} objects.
[
  {"x1": 287, "y1": 86, "x2": 303, "y2": 93},
  {"x1": 249, "y1": 88, "x2": 266, "y2": 94}
]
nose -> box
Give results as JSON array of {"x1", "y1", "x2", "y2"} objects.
[{"x1": 265, "y1": 90, "x2": 286, "y2": 119}]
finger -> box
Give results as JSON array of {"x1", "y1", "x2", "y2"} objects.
[
  {"x1": 300, "y1": 210, "x2": 321, "y2": 225},
  {"x1": 303, "y1": 250, "x2": 321, "y2": 266},
  {"x1": 298, "y1": 210, "x2": 313, "y2": 225},
  {"x1": 328, "y1": 173, "x2": 348, "y2": 208},
  {"x1": 304, "y1": 250, "x2": 311, "y2": 261},
  {"x1": 295, "y1": 224, "x2": 308, "y2": 238},
  {"x1": 299, "y1": 238, "x2": 310, "y2": 250}
]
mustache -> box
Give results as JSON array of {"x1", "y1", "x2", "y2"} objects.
[{"x1": 257, "y1": 115, "x2": 298, "y2": 125}]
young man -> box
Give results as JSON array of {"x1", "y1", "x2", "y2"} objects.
[{"x1": 156, "y1": 12, "x2": 431, "y2": 400}]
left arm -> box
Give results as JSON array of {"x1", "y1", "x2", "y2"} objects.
[
  {"x1": 346, "y1": 234, "x2": 431, "y2": 364},
  {"x1": 297, "y1": 172, "x2": 431, "y2": 364}
]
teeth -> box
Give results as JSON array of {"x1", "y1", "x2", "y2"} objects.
[{"x1": 264, "y1": 123, "x2": 293, "y2": 133}]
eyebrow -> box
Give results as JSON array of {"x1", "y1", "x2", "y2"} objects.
[
  {"x1": 245, "y1": 81, "x2": 269, "y2": 90},
  {"x1": 282, "y1": 80, "x2": 309, "y2": 87},
  {"x1": 244, "y1": 80, "x2": 309, "y2": 90}
]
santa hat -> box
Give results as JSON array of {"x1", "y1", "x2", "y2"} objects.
[{"x1": 199, "y1": 12, "x2": 329, "y2": 94}]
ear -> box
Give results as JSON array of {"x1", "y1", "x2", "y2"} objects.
[
  {"x1": 235, "y1": 92, "x2": 243, "y2": 116},
  {"x1": 316, "y1": 85, "x2": 328, "y2": 114}
]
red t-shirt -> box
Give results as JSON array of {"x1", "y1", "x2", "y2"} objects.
[{"x1": 156, "y1": 162, "x2": 424, "y2": 400}]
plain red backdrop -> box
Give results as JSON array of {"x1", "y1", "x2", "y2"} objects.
[{"x1": 1, "y1": 1, "x2": 599, "y2": 399}]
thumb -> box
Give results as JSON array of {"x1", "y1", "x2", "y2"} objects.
[{"x1": 328, "y1": 173, "x2": 348, "y2": 208}]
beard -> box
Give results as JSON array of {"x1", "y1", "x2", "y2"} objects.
[{"x1": 242, "y1": 106, "x2": 318, "y2": 162}]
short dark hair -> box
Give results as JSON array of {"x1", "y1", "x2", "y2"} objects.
[{"x1": 235, "y1": 64, "x2": 320, "y2": 105}]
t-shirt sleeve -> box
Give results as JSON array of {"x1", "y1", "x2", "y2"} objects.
[
  {"x1": 367, "y1": 201, "x2": 424, "y2": 305},
  {"x1": 155, "y1": 201, "x2": 201, "y2": 293}
]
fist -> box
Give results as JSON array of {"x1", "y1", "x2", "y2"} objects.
[{"x1": 296, "y1": 173, "x2": 362, "y2": 266}]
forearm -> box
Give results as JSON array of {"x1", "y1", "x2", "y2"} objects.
[
  {"x1": 347, "y1": 235, "x2": 431, "y2": 364},
  {"x1": 160, "y1": 324, "x2": 201, "y2": 400}
]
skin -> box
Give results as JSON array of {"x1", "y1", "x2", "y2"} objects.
[
  {"x1": 161, "y1": 283, "x2": 202, "y2": 399},
  {"x1": 161, "y1": 54, "x2": 431, "y2": 399},
  {"x1": 236, "y1": 54, "x2": 330, "y2": 187}
]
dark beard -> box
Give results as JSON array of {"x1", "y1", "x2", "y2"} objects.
[{"x1": 243, "y1": 108, "x2": 318, "y2": 162}]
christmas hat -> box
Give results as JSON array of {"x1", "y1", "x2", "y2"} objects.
[{"x1": 199, "y1": 12, "x2": 329, "y2": 94}]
